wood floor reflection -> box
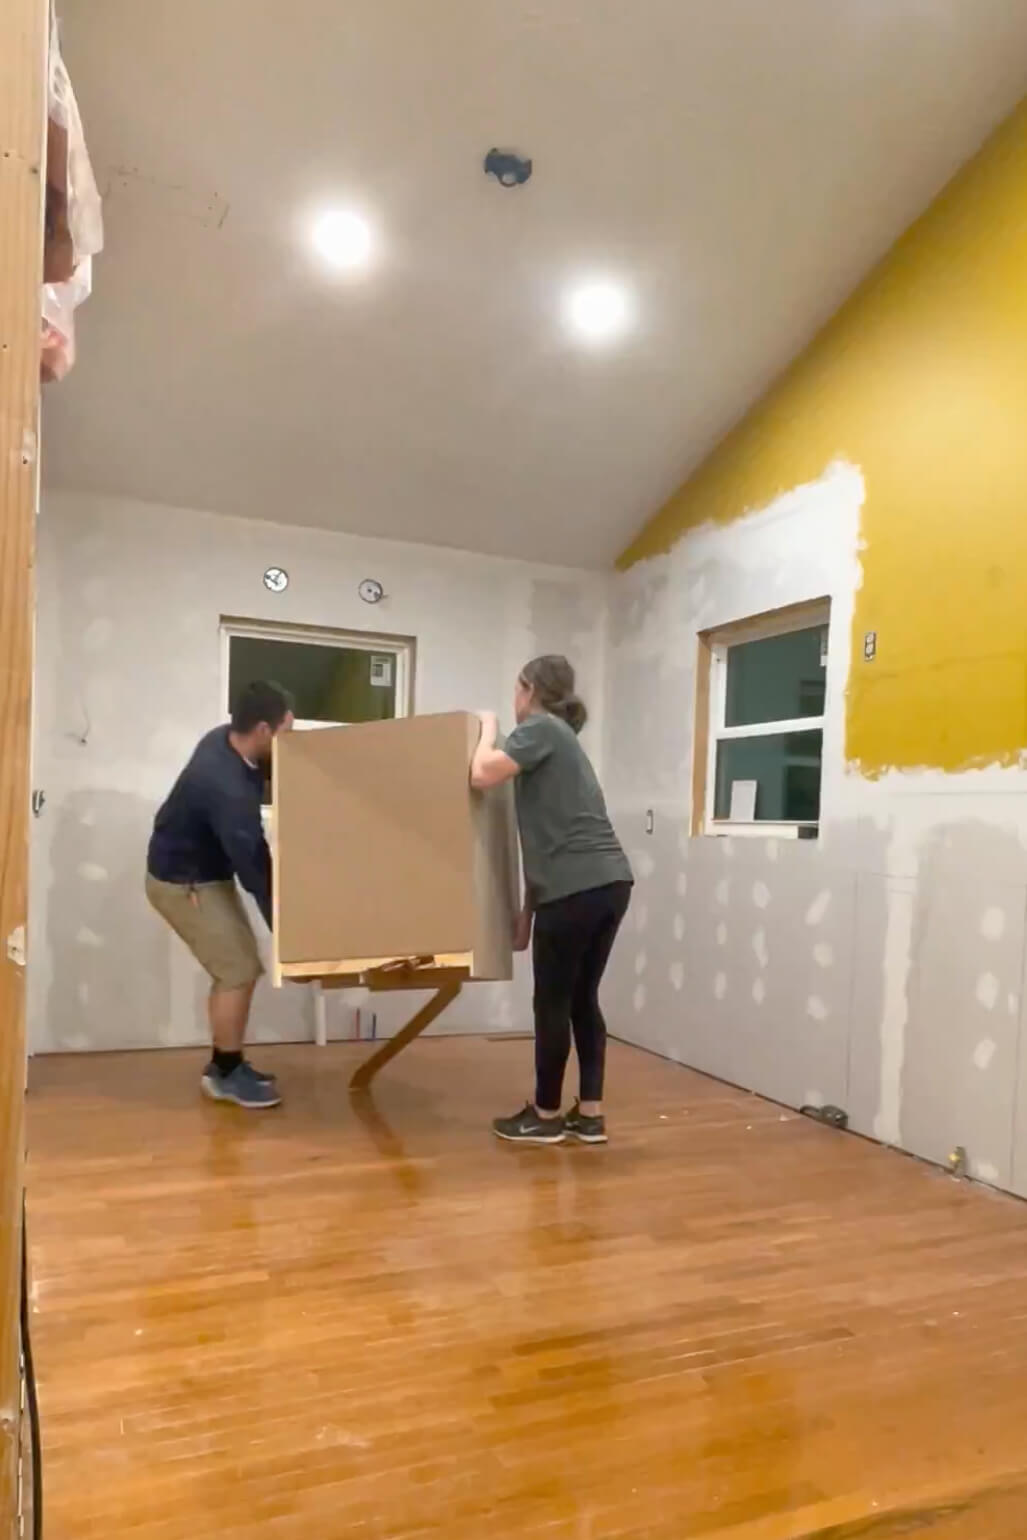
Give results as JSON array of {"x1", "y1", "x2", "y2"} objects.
[{"x1": 27, "y1": 1038, "x2": 1027, "y2": 1538}]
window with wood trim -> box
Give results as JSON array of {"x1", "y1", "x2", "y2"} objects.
[
  {"x1": 695, "y1": 601, "x2": 830, "y2": 837},
  {"x1": 219, "y1": 619, "x2": 415, "y2": 803}
]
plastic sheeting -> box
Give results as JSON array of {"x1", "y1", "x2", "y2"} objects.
[{"x1": 42, "y1": 14, "x2": 103, "y2": 383}]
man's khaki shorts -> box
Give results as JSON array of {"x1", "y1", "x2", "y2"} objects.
[{"x1": 145, "y1": 876, "x2": 264, "y2": 991}]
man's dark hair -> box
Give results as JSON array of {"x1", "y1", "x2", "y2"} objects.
[{"x1": 230, "y1": 680, "x2": 293, "y2": 734}]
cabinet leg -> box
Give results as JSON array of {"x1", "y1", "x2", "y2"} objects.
[
  {"x1": 349, "y1": 980, "x2": 462, "y2": 1089},
  {"x1": 312, "y1": 981, "x2": 327, "y2": 1048}
]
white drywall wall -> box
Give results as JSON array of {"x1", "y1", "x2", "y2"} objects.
[
  {"x1": 37, "y1": 471, "x2": 1027, "y2": 1199},
  {"x1": 29, "y1": 491, "x2": 607, "y2": 1055},
  {"x1": 603, "y1": 461, "x2": 1027, "y2": 1198}
]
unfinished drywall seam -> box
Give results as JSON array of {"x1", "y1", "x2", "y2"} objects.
[{"x1": 874, "y1": 868, "x2": 915, "y2": 1146}]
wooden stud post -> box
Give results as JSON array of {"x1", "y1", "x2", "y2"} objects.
[
  {"x1": 0, "y1": 0, "x2": 47, "y2": 1530},
  {"x1": 691, "y1": 632, "x2": 712, "y2": 837}
]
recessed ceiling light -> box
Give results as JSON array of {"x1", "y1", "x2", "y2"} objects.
[
  {"x1": 310, "y1": 209, "x2": 374, "y2": 272},
  {"x1": 564, "y1": 279, "x2": 634, "y2": 344}
]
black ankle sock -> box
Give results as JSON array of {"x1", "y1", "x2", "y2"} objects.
[{"x1": 212, "y1": 1049, "x2": 243, "y2": 1077}]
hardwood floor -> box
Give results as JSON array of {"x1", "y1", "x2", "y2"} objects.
[{"x1": 26, "y1": 1037, "x2": 1027, "y2": 1539}]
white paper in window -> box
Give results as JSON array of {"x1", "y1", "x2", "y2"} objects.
[
  {"x1": 370, "y1": 655, "x2": 393, "y2": 688},
  {"x1": 728, "y1": 779, "x2": 758, "y2": 822}
]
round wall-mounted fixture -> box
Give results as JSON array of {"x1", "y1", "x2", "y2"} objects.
[
  {"x1": 359, "y1": 578, "x2": 385, "y2": 604},
  {"x1": 263, "y1": 566, "x2": 289, "y2": 593}
]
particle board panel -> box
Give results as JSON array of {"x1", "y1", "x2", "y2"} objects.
[
  {"x1": 274, "y1": 713, "x2": 514, "y2": 980},
  {"x1": 470, "y1": 717, "x2": 520, "y2": 984}
]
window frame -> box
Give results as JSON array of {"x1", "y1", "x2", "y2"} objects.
[
  {"x1": 219, "y1": 616, "x2": 415, "y2": 733},
  {"x1": 695, "y1": 599, "x2": 830, "y2": 839}
]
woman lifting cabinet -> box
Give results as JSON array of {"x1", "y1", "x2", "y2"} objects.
[{"x1": 471, "y1": 656, "x2": 633, "y2": 1145}]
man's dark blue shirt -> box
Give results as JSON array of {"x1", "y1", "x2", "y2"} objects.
[{"x1": 147, "y1": 727, "x2": 272, "y2": 927}]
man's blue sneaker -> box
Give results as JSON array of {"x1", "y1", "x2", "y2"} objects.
[{"x1": 201, "y1": 1061, "x2": 282, "y2": 1110}]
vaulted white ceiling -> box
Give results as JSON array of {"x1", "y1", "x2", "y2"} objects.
[{"x1": 44, "y1": 1, "x2": 1027, "y2": 566}]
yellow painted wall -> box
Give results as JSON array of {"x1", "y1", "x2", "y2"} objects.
[{"x1": 620, "y1": 100, "x2": 1027, "y2": 775}]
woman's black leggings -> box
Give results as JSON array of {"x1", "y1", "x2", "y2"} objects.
[{"x1": 532, "y1": 881, "x2": 632, "y2": 1110}]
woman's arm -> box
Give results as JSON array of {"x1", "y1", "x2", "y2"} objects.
[
  {"x1": 470, "y1": 711, "x2": 522, "y2": 790},
  {"x1": 512, "y1": 848, "x2": 536, "y2": 954},
  {"x1": 513, "y1": 900, "x2": 533, "y2": 952}
]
